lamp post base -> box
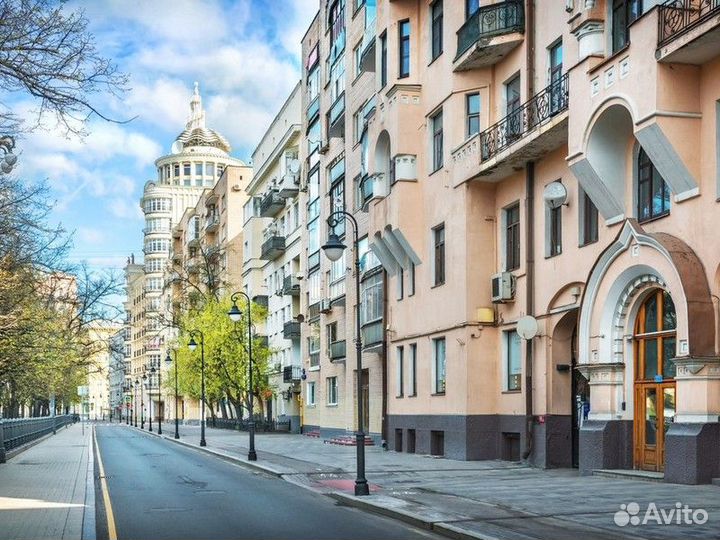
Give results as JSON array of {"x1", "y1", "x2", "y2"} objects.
[
  {"x1": 354, "y1": 480, "x2": 370, "y2": 496},
  {"x1": 200, "y1": 439, "x2": 207, "y2": 447},
  {"x1": 247, "y1": 450, "x2": 257, "y2": 461}
]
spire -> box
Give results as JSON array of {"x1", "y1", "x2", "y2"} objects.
[{"x1": 187, "y1": 81, "x2": 206, "y2": 130}]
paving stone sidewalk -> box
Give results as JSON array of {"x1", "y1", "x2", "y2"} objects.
[
  {"x1": 154, "y1": 422, "x2": 720, "y2": 540},
  {"x1": 0, "y1": 422, "x2": 93, "y2": 540}
]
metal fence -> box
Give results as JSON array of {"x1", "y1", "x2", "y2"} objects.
[
  {"x1": 206, "y1": 417, "x2": 291, "y2": 433},
  {"x1": 456, "y1": 0, "x2": 525, "y2": 59},
  {"x1": 0, "y1": 414, "x2": 78, "y2": 461},
  {"x1": 658, "y1": 0, "x2": 720, "y2": 47}
]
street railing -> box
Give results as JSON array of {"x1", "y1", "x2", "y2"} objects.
[
  {"x1": 0, "y1": 414, "x2": 77, "y2": 462},
  {"x1": 207, "y1": 417, "x2": 291, "y2": 433}
]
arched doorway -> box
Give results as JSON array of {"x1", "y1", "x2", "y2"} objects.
[{"x1": 633, "y1": 289, "x2": 676, "y2": 472}]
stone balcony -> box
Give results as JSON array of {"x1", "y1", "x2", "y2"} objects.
[{"x1": 656, "y1": 0, "x2": 720, "y2": 64}]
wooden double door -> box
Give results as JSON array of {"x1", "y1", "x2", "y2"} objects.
[{"x1": 633, "y1": 289, "x2": 677, "y2": 472}]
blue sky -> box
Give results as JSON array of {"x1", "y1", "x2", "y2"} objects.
[{"x1": 13, "y1": 0, "x2": 317, "y2": 271}]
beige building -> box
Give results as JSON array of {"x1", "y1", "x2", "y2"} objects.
[
  {"x1": 287, "y1": 0, "x2": 720, "y2": 484},
  {"x1": 86, "y1": 323, "x2": 122, "y2": 420},
  {"x1": 126, "y1": 83, "x2": 246, "y2": 424},
  {"x1": 242, "y1": 82, "x2": 303, "y2": 431},
  {"x1": 299, "y1": 1, "x2": 385, "y2": 442}
]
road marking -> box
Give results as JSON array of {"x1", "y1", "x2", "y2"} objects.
[{"x1": 93, "y1": 426, "x2": 118, "y2": 540}]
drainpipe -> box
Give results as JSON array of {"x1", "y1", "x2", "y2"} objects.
[
  {"x1": 522, "y1": 0, "x2": 535, "y2": 462},
  {"x1": 381, "y1": 270, "x2": 389, "y2": 449}
]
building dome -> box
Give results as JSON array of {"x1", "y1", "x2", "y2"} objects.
[{"x1": 173, "y1": 82, "x2": 231, "y2": 154}]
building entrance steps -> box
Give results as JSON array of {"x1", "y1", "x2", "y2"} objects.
[
  {"x1": 593, "y1": 469, "x2": 665, "y2": 483},
  {"x1": 149, "y1": 422, "x2": 720, "y2": 539}
]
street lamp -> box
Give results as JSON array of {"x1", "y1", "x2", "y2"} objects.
[
  {"x1": 321, "y1": 210, "x2": 370, "y2": 497},
  {"x1": 166, "y1": 350, "x2": 180, "y2": 439},
  {"x1": 134, "y1": 379, "x2": 139, "y2": 427},
  {"x1": 141, "y1": 373, "x2": 147, "y2": 429},
  {"x1": 228, "y1": 291, "x2": 257, "y2": 461},
  {"x1": 150, "y1": 362, "x2": 162, "y2": 435},
  {"x1": 188, "y1": 330, "x2": 207, "y2": 447}
]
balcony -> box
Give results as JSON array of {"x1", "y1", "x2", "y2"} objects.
[
  {"x1": 359, "y1": 173, "x2": 389, "y2": 210},
  {"x1": 260, "y1": 235, "x2": 285, "y2": 261},
  {"x1": 277, "y1": 172, "x2": 300, "y2": 199},
  {"x1": 328, "y1": 92, "x2": 345, "y2": 139},
  {"x1": 657, "y1": 0, "x2": 720, "y2": 64},
  {"x1": 282, "y1": 275, "x2": 300, "y2": 296},
  {"x1": 205, "y1": 214, "x2": 219, "y2": 233},
  {"x1": 359, "y1": 23, "x2": 376, "y2": 73},
  {"x1": 283, "y1": 365, "x2": 302, "y2": 383},
  {"x1": 361, "y1": 320, "x2": 383, "y2": 353},
  {"x1": 283, "y1": 321, "x2": 301, "y2": 340},
  {"x1": 453, "y1": 74, "x2": 569, "y2": 185},
  {"x1": 329, "y1": 340, "x2": 346, "y2": 362},
  {"x1": 259, "y1": 191, "x2": 285, "y2": 218},
  {"x1": 329, "y1": 278, "x2": 346, "y2": 305},
  {"x1": 307, "y1": 95, "x2": 320, "y2": 123},
  {"x1": 454, "y1": 0, "x2": 525, "y2": 72}
]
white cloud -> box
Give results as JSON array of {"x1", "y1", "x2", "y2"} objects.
[
  {"x1": 77, "y1": 227, "x2": 106, "y2": 245},
  {"x1": 108, "y1": 197, "x2": 143, "y2": 221}
]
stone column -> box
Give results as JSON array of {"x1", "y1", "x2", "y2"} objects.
[
  {"x1": 665, "y1": 357, "x2": 720, "y2": 484},
  {"x1": 578, "y1": 363, "x2": 633, "y2": 473}
]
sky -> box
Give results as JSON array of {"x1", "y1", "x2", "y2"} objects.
[{"x1": 12, "y1": 0, "x2": 318, "y2": 272}]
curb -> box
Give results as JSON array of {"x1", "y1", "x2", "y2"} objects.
[
  {"x1": 128, "y1": 425, "x2": 287, "y2": 477},
  {"x1": 82, "y1": 426, "x2": 96, "y2": 540}
]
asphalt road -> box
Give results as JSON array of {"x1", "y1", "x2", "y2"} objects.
[{"x1": 94, "y1": 425, "x2": 442, "y2": 540}]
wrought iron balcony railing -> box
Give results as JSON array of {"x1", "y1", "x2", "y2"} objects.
[
  {"x1": 658, "y1": 0, "x2": 720, "y2": 47},
  {"x1": 456, "y1": 0, "x2": 525, "y2": 59},
  {"x1": 480, "y1": 73, "x2": 569, "y2": 162},
  {"x1": 283, "y1": 365, "x2": 302, "y2": 383}
]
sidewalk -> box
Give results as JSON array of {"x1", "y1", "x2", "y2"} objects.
[
  {"x1": 153, "y1": 422, "x2": 720, "y2": 540},
  {"x1": 0, "y1": 423, "x2": 93, "y2": 540}
]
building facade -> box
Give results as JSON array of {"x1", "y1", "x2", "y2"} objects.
[
  {"x1": 242, "y1": 83, "x2": 303, "y2": 432},
  {"x1": 127, "y1": 83, "x2": 245, "y2": 423},
  {"x1": 284, "y1": 0, "x2": 720, "y2": 484}
]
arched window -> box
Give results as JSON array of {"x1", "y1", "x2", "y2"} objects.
[
  {"x1": 637, "y1": 147, "x2": 670, "y2": 223},
  {"x1": 634, "y1": 290, "x2": 676, "y2": 381}
]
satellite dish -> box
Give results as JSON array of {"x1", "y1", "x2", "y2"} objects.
[
  {"x1": 543, "y1": 181, "x2": 567, "y2": 209},
  {"x1": 171, "y1": 140, "x2": 184, "y2": 155},
  {"x1": 288, "y1": 158, "x2": 301, "y2": 175},
  {"x1": 517, "y1": 316, "x2": 539, "y2": 340}
]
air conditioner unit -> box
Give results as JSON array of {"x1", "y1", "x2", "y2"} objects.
[
  {"x1": 319, "y1": 298, "x2": 332, "y2": 313},
  {"x1": 491, "y1": 272, "x2": 515, "y2": 303}
]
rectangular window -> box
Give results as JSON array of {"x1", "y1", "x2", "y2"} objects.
[
  {"x1": 380, "y1": 32, "x2": 388, "y2": 88},
  {"x1": 396, "y1": 346, "x2": 404, "y2": 397},
  {"x1": 612, "y1": 0, "x2": 642, "y2": 54},
  {"x1": 433, "y1": 224, "x2": 445, "y2": 286},
  {"x1": 466, "y1": 93, "x2": 480, "y2": 137},
  {"x1": 399, "y1": 20, "x2": 410, "y2": 78},
  {"x1": 505, "y1": 330, "x2": 522, "y2": 391},
  {"x1": 409, "y1": 343, "x2": 417, "y2": 396},
  {"x1": 396, "y1": 269, "x2": 404, "y2": 300},
  {"x1": 408, "y1": 262, "x2": 416, "y2": 296},
  {"x1": 195, "y1": 163, "x2": 203, "y2": 177},
  {"x1": 581, "y1": 192, "x2": 599, "y2": 246},
  {"x1": 466, "y1": 0, "x2": 479, "y2": 18},
  {"x1": 431, "y1": 109, "x2": 443, "y2": 172},
  {"x1": 549, "y1": 40, "x2": 564, "y2": 113},
  {"x1": 549, "y1": 205, "x2": 562, "y2": 257},
  {"x1": 306, "y1": 382, "x2": 316, "y2": 405},
  {"x1": 183, "y1": 163, "x2": 191, "y2": 176},
  {"x1": 433, "y1": 337, "x2": 446, "y2": 394},
  {"x1": 205, "y1": 163, "x2": 214, "y2": 177},
  {"x1": 174, "y1": 164, "x2": 180, "y2": 177},
  {"x1": 327, "y1": 377, "x2": 338, "y2": 405},
  {"x1": 431, "y1": 1, "x2": 443, "y2": 61},
  {"x1": 505, "y1": 204, "x2": 520, "y2": 271},
  {"x1": 354, "y1": 43, "x2": 362, "y2": 77},
  {"x1": 505, "y1": 75, "x2": 521, "y2": 139}
]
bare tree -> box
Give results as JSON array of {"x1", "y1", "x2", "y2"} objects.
[{"x1": 0, "y1": 0, "x2": 130, "y2": 135}]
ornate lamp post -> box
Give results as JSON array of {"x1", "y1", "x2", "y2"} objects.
[
  {"x1": 166, "y1": 350, "x2": 180, "y2": 439},
  {"x1": 134, "y1": 379, "x2": 139, "y2": 427},
  {"x1": 187, "y1": 330, "x2": 207, "y2": 447},
  {"x1": 228, "y1": 292, "x2": 257, "y2": 462},
  {"x1": 321, "y1": 210, "x2": 369, "y2": 496},
  {"x1": 141, "y1": 373, "x2": 147, "y2": 430}
]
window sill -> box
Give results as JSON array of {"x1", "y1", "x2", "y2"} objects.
[
  {"x1": 308, "y1": 365, "x2": 320, "y2": 372},
  {"x1": 431, "y1": 392, "x2": 446, "y2": 396},
  {"x1": 429, "y1": 166, "x2": 443, "y2": 177},
  {"x1": 326, "y1": 403, "x2": 338, "y2": 407},
  {"x1": 579, "y1": 238, "x2": 598, "y2": 248},
  {"x1": 396, "y1": 394, "x2": 404, "y2": 399},
  {"x1": 427, "y1": 53, "x2": 443, "y2": 68},
  {"x1": 306, "y1": 404, "x2": 316, "y2": 408},
  {"x1": 502, "y1": 389, "x2": 522, "y2": 394},
  {"x1": 544, "y1": 250, "x2": 562, "y2": 260},
  {"x1": 638, "y1": 211, "x2": 670, "y2": 225},
  {"x1": 431, "y1": 282, "x2": 445, "y2": 289},
  {"x1": 408, "y1": 393, "x2": 417, "y2": 398}
]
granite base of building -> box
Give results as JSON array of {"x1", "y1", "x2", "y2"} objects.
[
  {"x1": 664, "y1": 422, "x2": 720, "y2": 485},
  {"x1": 387, "y1": 414, "x2": 544, "y2": 461},
  {"x1": 579, "y1": 420, "x2": 633, "y2": 474},
  {"x1": 530, "y1": 415, "x2": 573, "y2": 468}
]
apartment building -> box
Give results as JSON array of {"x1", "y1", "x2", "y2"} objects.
[
  {"x1": 312, "y1": 0, "x2": 719, "y2": 485},
  {"x1": 108, "y1": 329, "x2": 127, "y2": 420},
  {"x1": 86, "y1": 323, "x2": 121, "y2": 421},
  {"x1": 126, "y1": 83, "x2": 245, "y2": 424},
  {"x1": 299, "y1": 1, "x2": 385, "y2": 443},
  {"x1": 242, "y1": 83, "x2": 303, "y2": 432}
]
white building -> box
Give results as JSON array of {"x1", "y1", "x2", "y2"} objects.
[{"x1": 243, "y1": 83, "x2": 303, "y2": 431}]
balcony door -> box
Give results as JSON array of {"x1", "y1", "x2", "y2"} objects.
[
  {"x1": 505, "y1": 75, "x2": 521, "y2": 141},
  {"x1": 633, "y1": 289, "x2": 677, "y2": 472},
  {"x1": 549, "y1": 40, "x2": 563, "y2": 114}
]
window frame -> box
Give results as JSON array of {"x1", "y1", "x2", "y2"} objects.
[
  {"x1": 580, "y1": 191, "x2": 599, "y2": 246},
  {"x1": 327, "y1": 376, "x2": 338, "y2": 405},
  {"x1": 466, "y1": 93, "x2": 480, "y2": 138},
  {"x1": 380, "y1": 31, "x2": 388, "y2": 88},
  {"x1": 409, "y1": 343, "x2": 417, "y2": 396},
  {"x1": 505, "y1": 330, "x2": 522, "y2": 391},
  {"x1": 548, "y1": 204, "x2": 562, "y2": 258},
  {"x1": 430, "y1": 0, "x2": 443, "y2": 61},
  {"x1": 396, "y1": 346, "x2": 404, "y2": 397},
  {"x1": 504, "y1": 203, "x2": 521, "y2": 271},
  {"x1": 431, "y1": 108, "x2": 444, "y2": 172},
  {"x1": 433, "y1": 337, "x2": 446, "y2": 394},
  {"x1": 432, "y1": 223, "x2": 445, "y2": 286},
  {"x1": 398, "y1": 19, "x2": 410, "y2": 79},
  {"x1": 637, "y1": 147, "x2": 670, "y2": 223}
]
